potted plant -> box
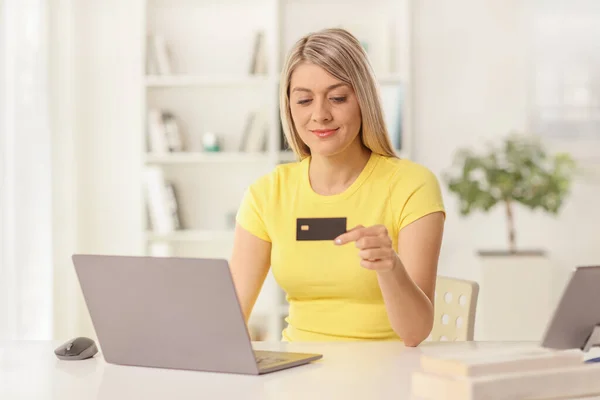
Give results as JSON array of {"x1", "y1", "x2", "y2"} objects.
[
  {"x1": 443, "y1": 133, "x2": 577, "y2": 341},
  {"x1": 444, "y1": 133, "x2": 577, "y2": 255}
]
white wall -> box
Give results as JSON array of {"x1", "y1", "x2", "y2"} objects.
[
  {"x1": 1, "y1": 0, "x2": 53, "y2": 340},
  {"x1": 51, "y1": 0, "x2": 145, "y2": 340},
  {"x1": 413, "y1": 0, "x2": 600, "y2": 337}
]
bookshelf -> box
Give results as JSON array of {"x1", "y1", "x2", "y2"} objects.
[
  {"x1": 145, "y1": 75, "x2": 276, "y2": 88},
  {"x1": 145, "y1": 152, "x2": 273, "y2": 164},
  {"x1": 141, "y1": 0, "x2": 414, "y2": 342}
]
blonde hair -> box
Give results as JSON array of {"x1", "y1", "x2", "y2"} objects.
[{"x1": 279, "y1": 28, "x2": 398, "y2": 160}]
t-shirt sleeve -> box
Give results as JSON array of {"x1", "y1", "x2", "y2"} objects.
[
  {"x1": 235, "y1": 176, "x2": 272, "y2": 242},
  {"x1": 392, "y1": 164, "x2": 446, "y2": 232}
]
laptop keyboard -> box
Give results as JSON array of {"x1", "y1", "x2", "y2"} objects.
[{"x1": 254, "y1": 351, "x2": 288, "y2": 365}]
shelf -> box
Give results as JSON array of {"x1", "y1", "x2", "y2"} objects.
[
  {"x1": 278, "y1": 151, "x2": 299, "y2": 163},
  {"x1": 145, "y1": 74, "x2": 276, "y2": 88},
  {"x1": 145, "y1": 151, "x2": 307, "y2": 165},
  {"x1": 145, "y1": 152, "x2": 272, "y2": 164},
  {"x1": 145, "y1": 150, "x2": 409, "y2": 166},
  {"x1": 278, "y1": 304, "x2": 289, "y2": 317},
  {"x1": 145, "y1": 150, "x2": 405, "y2": 165},
  {"x1": 145, "y1": 229, "x2": 234, "y2": 242},
  {"x1": 377, "y1": 74, "x2": 404, "y2": 85},
  {"x1": 146, "y1": 74, "x2": 402, "y2": 88}
]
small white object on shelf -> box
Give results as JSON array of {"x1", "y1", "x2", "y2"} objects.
[
  {"x1": 378, "y1": 74, "x2": 404, "y2": 85},
  {"x1": 202, "y1": 132, "x2": 220, "y2": 152}
]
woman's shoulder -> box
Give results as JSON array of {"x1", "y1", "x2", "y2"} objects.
[
  {"x1": 374, "y1": 154, "x2": 445, "y2": 228},
  {"x1": 374, "y1": 154, "x2": 440, "y2": 186}
]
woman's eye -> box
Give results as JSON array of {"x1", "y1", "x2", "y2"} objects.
[
  {"x1": 297, "y1": 99, "x2": 312, "y2": 105},
  {"x1": 331, "y1": 96, "x2": 346, "y2": 103}
]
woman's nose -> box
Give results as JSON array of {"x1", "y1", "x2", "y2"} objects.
[{"x1": 312, "y1": 99, "x2": 332, "y2": 122}]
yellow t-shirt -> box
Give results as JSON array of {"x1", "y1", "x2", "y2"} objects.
[{"x1": 236, "y1": 151, "x2": 445, "y2": 342}]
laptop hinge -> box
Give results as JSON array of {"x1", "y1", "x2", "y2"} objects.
[{"x1": 582, "y1": 324, "x2": 600, "y2": 352}]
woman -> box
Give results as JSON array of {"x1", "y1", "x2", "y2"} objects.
[{"x1": 231, "y1": 28, "x2": 445, "y2": 346}]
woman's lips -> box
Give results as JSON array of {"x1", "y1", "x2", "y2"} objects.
[{"x1": 311, "y1": 128, "x2": 339, "y2": 138}]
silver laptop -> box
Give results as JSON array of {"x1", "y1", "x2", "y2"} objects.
[
  {"x1": 541, "y1": 265, "x2": 600, "y2": 352},
  {"x1": 72, "y1": 254, "x2": 322, "y2": 375}
]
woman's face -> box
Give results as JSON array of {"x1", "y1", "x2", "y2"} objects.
[{"x1": 289, "y1": 62, "x2": 362, "y2": 157}]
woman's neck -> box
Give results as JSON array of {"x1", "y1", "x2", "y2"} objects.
[{"x1": 308, "y1": 140, "x2": 372, "y2": 196}]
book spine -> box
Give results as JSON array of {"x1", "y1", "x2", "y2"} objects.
[{"x1": 144, "y1": 167, "x2": 176, "y2": 234}]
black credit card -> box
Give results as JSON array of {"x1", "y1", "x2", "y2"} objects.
[{"x1": 296, "y1": 218, "x2": 347, "y2": 241}]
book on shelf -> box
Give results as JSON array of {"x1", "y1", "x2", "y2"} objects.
[
  {"x1": 411, "y1": 347, "x2": 600, "y2": 400},
  {"x1": 163, "y1": 182, "x2": 182, "y2": 230},
  {"x1": 278, "y1": 110, "x2": 292, "y2": 151},
  {"x1": 147, "y1": 108, "x2": 185, "y2": 153},
  {"x1": 239, "y1": 110, "x2": 268, "y2": 152},
  {"x1": 162, "y1": 112, "x2": 184, "y2": 151},
  {"x1": 146, "y1": 33, "x2": 172, "y2": 75},
  {"x1": 144, "y1": 166, "x2": 182, "y2": 234},
  {"x1": 249, "y1": 31, "x2": 268, "y2": 75}
]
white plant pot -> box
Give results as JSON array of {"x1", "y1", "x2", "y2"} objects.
[{"x1": 475, "y1": 251, "x2": 562, "y2": 342}]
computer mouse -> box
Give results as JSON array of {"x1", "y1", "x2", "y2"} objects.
[{"x1": 54, "y1": 337, "x2": 98, "y2": 361}]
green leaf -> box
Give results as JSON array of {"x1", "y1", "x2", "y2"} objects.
[{"x1": 442, "y1": 133, "x2": 577, "y2": 216}]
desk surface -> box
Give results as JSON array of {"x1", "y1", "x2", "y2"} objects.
[{"x1": 0, "y1": 340, "x2": 594, "y2": 400}]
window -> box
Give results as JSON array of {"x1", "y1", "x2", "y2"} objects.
[
  {"x1": 0, "y1": 0, "x2": 53, "y2": 340},
  {"x1": 531, "y1": 11, "x2": 600, "y2": 139}
]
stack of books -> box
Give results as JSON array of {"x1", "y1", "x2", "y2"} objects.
[{"x1": 411, "y1": 347, "x2": 600, "y2": 399}]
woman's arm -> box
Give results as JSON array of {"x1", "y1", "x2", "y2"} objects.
[
  {"x1": 376, "y1": 212, "x2": 444, "y2": 346},
  {"x1": 229, "y1": 223, "x2": 272, "y2": 323},
  {"x1": 334, "y1": 211, "x2": 444, "y2": 346}
]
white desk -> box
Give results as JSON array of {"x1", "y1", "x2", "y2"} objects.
[{"x1": 0, "y1": 340, "x2": 596, "y2": 399}]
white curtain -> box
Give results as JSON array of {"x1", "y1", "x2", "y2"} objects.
[{"x1": 0, "y1": 0, "x2": 53, "y2": 340}]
